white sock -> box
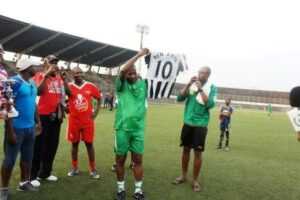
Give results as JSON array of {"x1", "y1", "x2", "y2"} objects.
[
  {"x1": 134, "y1": 181, "x2": 143, "y2": 194},
  {"x1": 117, "y1": 181, "x2": 125, "y2": 193}
]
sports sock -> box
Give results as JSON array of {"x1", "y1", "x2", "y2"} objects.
[
  {"x1": 89, "y1": 160, "x2": 96, "y2": 172},
  {"x1": 117, "y1": 181, "x2": 125, "y2": 193},
  {"x1": 72, "y1": 159, "x2": 78, "y2": 169},
  {"x1": 134, "y1": 181, "x2": 143, "y2": 194}
]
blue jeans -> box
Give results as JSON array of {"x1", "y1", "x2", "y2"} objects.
[{"x1": 2, "y1": 127, "x2": 35, "y2": 169}]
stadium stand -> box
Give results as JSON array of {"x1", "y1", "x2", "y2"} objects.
[{"x1": 0, "y1": 15, "x2": 137, "y2": 68}]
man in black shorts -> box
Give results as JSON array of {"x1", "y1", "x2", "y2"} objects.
[{"x1": 173, "y1": 66, "x2": 217, "y2": 192}]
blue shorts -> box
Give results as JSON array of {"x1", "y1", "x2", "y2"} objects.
[
  {"x1": 220, "y1": 118, "x2": 230, "y2": 131},
  {"x1": 2, "y1": 127, "x2": 35, "y2": 169}
]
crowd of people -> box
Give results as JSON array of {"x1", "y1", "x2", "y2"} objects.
[{"x1": 0, "y1": 45, "x2": 238, "y2": 200}]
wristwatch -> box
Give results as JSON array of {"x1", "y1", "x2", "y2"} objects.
[{"x1": 198, "y1": 88, "x2": 203, "y2": 93}]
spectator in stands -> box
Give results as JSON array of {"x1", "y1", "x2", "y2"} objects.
[
  {"x1": 108, "y1": 91, "x2": 114, "y2": 111},
  {"x1": 173, "y1": 66, "x2": 217, "y2": 192},
  {"x1": 217, "y1": 98, "x2": 234, "y2": 151},
  {"x1": 104, "y1": 92, "x2": 110, "y2": 109},
  {"x1": 30, "y1": 55, "x2": 70, "y2": 187},
  {"x1": 0, "y1": 58, "x2": 41, "y2": 200}
]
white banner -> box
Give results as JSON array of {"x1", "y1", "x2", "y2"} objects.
[
  {"x1": 287, "y1": 108, "x2": 300, "y2": 132},
  {"x1": 146, "y1": 52, "x2": 187, "y2": 99}
]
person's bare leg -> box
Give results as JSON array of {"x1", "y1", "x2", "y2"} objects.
[
  {"x1": 20, "y1": 161, "x2": 31, "y2": 182},
  {"x1": 131, "y1": 153, "x2": 143, "y2": 181},
  {"x1": 1, "y1": 165, "x2": 13, "y2": 188},
  {"x1": 192, "y1": 150, "x2": 202, "y2": 192},
  {"x1": 115, "y1": 155, "x2": 126, "y2": 193},
  {"x1": 71, "y1": 142, "x2": 79, "y2": 170},
  {"x1": 132, "y1": 153, "x2": 144, "y2": 194},
  {"x1": 173, "y1": 147, "x2": 190, "y2": 184},
  {"x1": 85, "y1": 142, "x2": 96, "y2": 172}
]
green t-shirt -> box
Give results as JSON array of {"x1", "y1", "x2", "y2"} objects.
[
  {"x1": 177, "y1": 85, "x2": 217, "y2": 127},
  {"x1": 114, "y1": 77, "x2": 147, "y2": 131}
]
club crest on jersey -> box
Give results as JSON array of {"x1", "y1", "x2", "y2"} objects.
[{"x1": 74, "y1": 94, "x2": 88, "y2": 112}]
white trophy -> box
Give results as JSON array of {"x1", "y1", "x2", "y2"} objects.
[{"x1": 1, "y1": 79, "x2": 19, "y2": 118}]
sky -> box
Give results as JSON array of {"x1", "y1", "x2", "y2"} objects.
[{"x1": 1, "y1": 0, "x2": 299, "y2": 91}]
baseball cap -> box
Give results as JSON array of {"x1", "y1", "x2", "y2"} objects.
[
  {"x1": 45, "y1": 54, "x2": 59, "y2": 63},
  {"x1": 16, "y1": 58, "x2": 41, "y2": 72}
]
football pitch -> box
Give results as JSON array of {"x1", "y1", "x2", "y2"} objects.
[{"x1": 1, "y1": 104, "x2": 299, "y2": 200}]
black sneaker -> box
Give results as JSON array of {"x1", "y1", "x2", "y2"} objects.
[
  {"x1": 133, "y1": 192, "x2": 146, "y2": 200},
  {"x1": 17, "y1": 182, "x2": 38, "y2": 192},
  {"x1": 115, "y1": 191, "x2": 126, "y2": 200}
]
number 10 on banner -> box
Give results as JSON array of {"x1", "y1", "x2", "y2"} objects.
[{"x1": 148, "y1": 54, "x2": 182, "y2": 82}]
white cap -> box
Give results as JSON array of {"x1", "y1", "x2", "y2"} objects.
[{"x1": 16, "y1": 58, "x2": 41, "y2": 71}]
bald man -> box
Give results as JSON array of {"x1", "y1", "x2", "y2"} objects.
[
  {"x1": 173, "y1": 66, "x2": 218, "y2": 192},
  {"x1": 66, "y1": 67, "x2": 102, "y2": 179}
]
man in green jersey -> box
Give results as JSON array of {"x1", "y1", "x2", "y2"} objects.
[
  {"x1": 114, "y1": 48, "x2": 149, "y2": 200},
  {"x1": 267, "y1": 103, "x2": 272, "y2": 117},
  {"x1": 173, "y1": 66, "x2": 217, "y2": 192}
]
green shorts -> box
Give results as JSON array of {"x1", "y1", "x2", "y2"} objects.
[{"x1": 114, "y1": 129, "x2": 144, "y2": 155}]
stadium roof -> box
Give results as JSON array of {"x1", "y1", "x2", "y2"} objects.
[{"x1": 0, "y1": 15, "x2": 137, "y2": 68}]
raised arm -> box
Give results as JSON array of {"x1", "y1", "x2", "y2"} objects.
[
  {"x1": 37, "y1": 62, "x2": 54, "y2": 95},
  {"x1": 119, "y1": 48, "x2": 149, "y2": 80}
]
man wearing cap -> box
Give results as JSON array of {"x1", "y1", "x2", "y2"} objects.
[
  {"x1": 30, "y1": 55, "x2": 70, "y2": 187},
  {"x1": 0, "y1": 58, "x2": 41, "y2": 199}
]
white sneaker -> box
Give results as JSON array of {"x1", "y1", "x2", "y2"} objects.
[
  {"x1": 225, "y1": 147, "x2": 230, "y2": 151},
  {"x1": 90, "y1": 171, "x2": 100, "y2": 179},
  {"x1": 30, "y1": 180, "x2": 41, "y2": 187},
  {"x1": 46, "y1": 175, "x2": 58, "y2": 182}
]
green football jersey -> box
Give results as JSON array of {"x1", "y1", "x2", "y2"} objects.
[
  {"x1": 114, "y1": 77, "x2": 147, "y2": 131},
  {"x1": 177, "y1": 84, "x2": 218, "y2": 127}
]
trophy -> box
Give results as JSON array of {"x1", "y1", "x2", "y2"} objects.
[{"x1": 0, "y1": 79, "x2": 19, "y2": 118}]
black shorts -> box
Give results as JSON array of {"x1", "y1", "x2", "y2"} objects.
[{"x1": 180, "y1": 124, "x2": 208, "y2": 152}]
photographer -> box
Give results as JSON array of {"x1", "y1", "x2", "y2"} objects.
[
  {"x1": 30, "y1": 55, "x2": 70, "y2": 187},
  {"x1": 173, "y1": 66, "x2": 217, "y2": 192}
]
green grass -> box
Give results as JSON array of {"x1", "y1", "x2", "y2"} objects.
[{"x1": 0, "y1": 104, "x2": 299, "y2": 200}]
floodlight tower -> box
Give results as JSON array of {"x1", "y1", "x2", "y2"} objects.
[{"x1": 136, "y1": 24, "x2": 150, "y2": 74}]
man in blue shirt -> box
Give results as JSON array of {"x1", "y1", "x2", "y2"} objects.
[{"x1": 0, "y1": 58, "x2": 41, "y2": 200}]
